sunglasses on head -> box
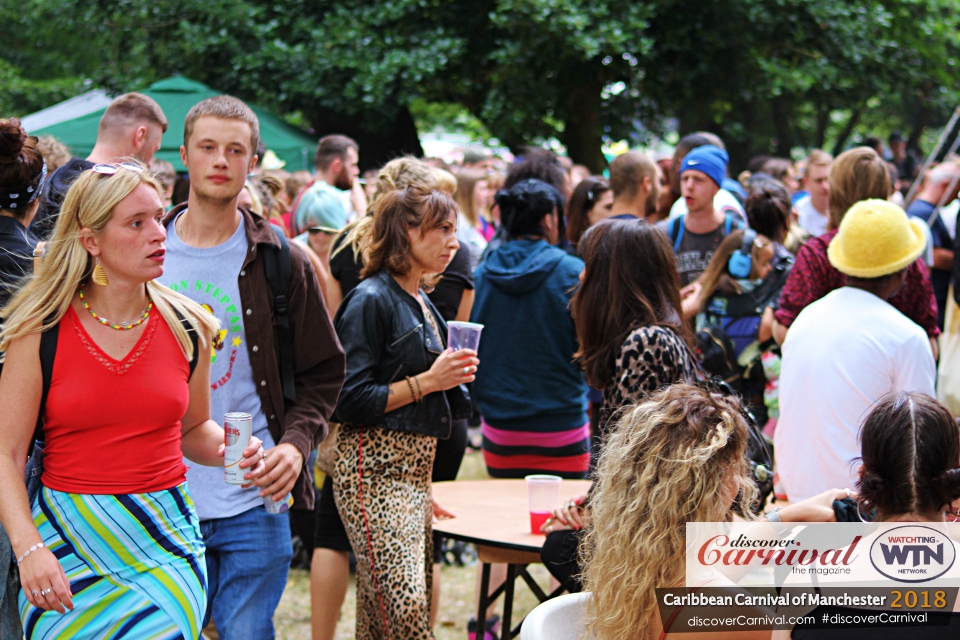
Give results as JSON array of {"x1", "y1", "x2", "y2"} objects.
[{"x1": 91, "y1": 162, "x2": 145, "y2": 176}]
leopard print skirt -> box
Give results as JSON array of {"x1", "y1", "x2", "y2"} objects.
[{"x1": 334, "y1": 424, "x2": 437, "y2": 640}]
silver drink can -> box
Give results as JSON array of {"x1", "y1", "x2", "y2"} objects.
[
  {"x1": 264, "y1": 494, "x2": 292, "y2": 515},
  {"x1": 223, "y1": 412, "x2": 253, "y2": 485}
]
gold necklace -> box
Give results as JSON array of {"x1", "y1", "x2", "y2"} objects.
[{"x1": 176, "y1": 211, "x2": 186, "y2": 238}]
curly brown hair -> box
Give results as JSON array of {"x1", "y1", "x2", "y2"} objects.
[{"x1": 581, "y1": 384, "x2": 756, "y2": 640}]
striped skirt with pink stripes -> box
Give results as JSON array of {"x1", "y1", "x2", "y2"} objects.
[{"x1": 480, "y1": 419, "x2": 591, "y2": 479}]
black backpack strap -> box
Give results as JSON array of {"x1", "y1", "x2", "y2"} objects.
[
  {"x1": 172, "y1": 308, "x2": 201, "y2": 380},
  {"x1": 263, "y1": 226, "x2": 296, "y2": 403},
  {"x1": 33, "y1": 321, "x2": 59, "y2": 443}
]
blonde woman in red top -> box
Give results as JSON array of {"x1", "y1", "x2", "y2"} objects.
[{"x1": 0, "y1": 162, "x2": 266, "y2": 639}]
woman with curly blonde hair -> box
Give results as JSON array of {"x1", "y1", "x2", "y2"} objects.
[{"x1": 581, "y1": 384, "x2": 844, "y2": 640}]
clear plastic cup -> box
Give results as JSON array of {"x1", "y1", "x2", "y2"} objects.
[
  {"x1": 525, "y1": 474, "x2": 562, "y2": 534},
  {"x1": 447, "y1": 321, "x2": 484, "y2": 352}
]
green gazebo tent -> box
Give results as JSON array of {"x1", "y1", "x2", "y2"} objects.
[{"x1": 30, "y1": 77, "x2": 316, "y2": 172}]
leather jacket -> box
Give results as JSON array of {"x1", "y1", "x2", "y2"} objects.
[{"x1": 333, "y1": 269, "x2": 472, "y2": 438}]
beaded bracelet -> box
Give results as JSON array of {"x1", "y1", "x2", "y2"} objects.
[
  {"x1": 405, "y1": 376, "x2": 421, "y2": 403},
  {"x1": 17, "y1": 542, "x2": 44, "y2": 566}
]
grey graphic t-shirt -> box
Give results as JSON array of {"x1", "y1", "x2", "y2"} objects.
[
  {"x1": 658, "y1": 216, "x2": 739, "y2": 286},
  {"x1": 158, "y1": 213, "x2": 276, "y2": 520}
]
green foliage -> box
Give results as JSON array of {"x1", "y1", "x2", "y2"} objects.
[
  {"x1": 0, "y1": 61, "x2": 82, "y2": 117},
  {"x1": 409, "y1": 99, "x2": 492, "y2": 140},
  {"x1": 2, "y1": 0, "x2": 959, "y2": 170}
]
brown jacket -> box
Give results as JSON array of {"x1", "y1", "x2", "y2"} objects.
[{"x1": 163, "y1": 205, "x2": 345, "y2": 510}]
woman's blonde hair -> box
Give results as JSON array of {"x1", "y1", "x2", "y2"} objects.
[
  {"x1": 0, "y1": 162, "x2": 219, "y2": 361},
  {"x1": 454, "y1": 168, "x2": 489, "y2": 228},
  {"x1": 580, "y1": 384, "x2": 757, "y2": 640},
  {"x1": 828, "y1": 147, "x2": 891, "y2": 230},
  {"x1": 332, "y1": 157, "x2": 449, "y2": 263}
]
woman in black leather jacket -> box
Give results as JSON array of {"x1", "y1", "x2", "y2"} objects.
[{"x1": 332, "y1": 184, "x2": 478, "y2": 639}]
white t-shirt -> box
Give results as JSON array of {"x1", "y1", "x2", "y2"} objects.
[
  {"x1": 456, "y1": 212, "x2": 487, "y2": 272},
  {"x1": 916, "y1": 217, "x2": 935, "y2": 267},
  {"x1": 668, "y1": 188, "x2": 745, "y2": 222},
  {"x1": 794, "y1": 194, "x2": 829, "y2": 237},
  {"x1": 774, "y1": 287, "x2": 936, "y2": 502}
]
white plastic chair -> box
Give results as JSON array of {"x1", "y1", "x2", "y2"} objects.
[{"x1": 520, "y1": 592, "x2": 593, "y2": 640}]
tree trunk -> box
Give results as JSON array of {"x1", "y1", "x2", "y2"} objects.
[
  {"x1": 771, "y1": 96, "x2": 794, "y2": 157},
  {"x1": 831, "y1": 109, "x2": 862, "y2": 156},
  {"x1": 815, "y1": 105, "x2": 830, "y2": 150},
  {"x1": 561, "y1": 81, "x2": 606, "y2": 174},
  {"x1": 907, "y1": 104, "x2": 932, "y2": 153},
  {"x1": 308, "y1": 104, "x2": 424, "y2": 172}
]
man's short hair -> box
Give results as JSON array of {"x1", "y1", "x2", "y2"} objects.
[
  {"x1": 462, "y1": 147, "x2": 491, "y2": 165},
  {"x1": 149, "y1": 158, "x2": 177, "y2": 190},
  {"x1": 609, "y1": 151, "x2": 657, "y2": 200},
  {"x1": 314, "y1": 134, "x2": 358, "y2": 171},
  {"x1": 676, "y1": 134, "x2": 714, "y2": 158},
  {"x1": 183, "y1": 95, "x2": 260, "y2": 155},
  {"x1": 806, "y1": 149, "x2": 833, "y2": 168},
  {"x1": 692, "y1": 131, "x2": 725, "y2": 150},
  {"x1": 98, "y1": 93, "x2": 168, "y2": 138}
]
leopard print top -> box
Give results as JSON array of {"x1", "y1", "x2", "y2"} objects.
[{"x1": 599, "y1": 325, "x2": 697, "y2": 431}]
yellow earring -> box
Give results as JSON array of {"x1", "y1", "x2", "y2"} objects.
[{"x1": 92, "y1": 257, "x2": 109, "y2": 286}]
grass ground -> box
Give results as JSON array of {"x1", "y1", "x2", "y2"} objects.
[{"x1": 273, "y1": 450, "x2": 552, "y2": 639}]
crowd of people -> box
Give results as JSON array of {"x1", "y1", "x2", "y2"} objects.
[{"x1": 0, "y1": 88, "x2": 958, "y2": 640}]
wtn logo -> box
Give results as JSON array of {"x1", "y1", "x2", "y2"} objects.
[
  {"x1": 870, "y1": 525, "x2": 956, "y2": 583},
  {"x1": 880, "y1": 543, "x2": 944, "y2": 567}
]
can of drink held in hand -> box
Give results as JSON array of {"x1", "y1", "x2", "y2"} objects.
[
  {"x1": 264, "y1": 494, "x2": 292, "y2": 514},
  {"x1": 224, "y1": 412, "x2": 252, "y2": 485}
]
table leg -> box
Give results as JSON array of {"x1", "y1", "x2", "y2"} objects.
[
  {"x1": 502, "y1": 564, "x2": 518, "y2": 639},
  {"x1": 477, "y1": 562, "x2": 490, "y2": 639}
]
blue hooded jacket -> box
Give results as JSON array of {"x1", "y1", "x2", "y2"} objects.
[{"x1": 471, "y1": 239, "x2": 588, "y2": 431}]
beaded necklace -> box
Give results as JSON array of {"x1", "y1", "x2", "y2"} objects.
[{"x1": 79, "y1": 285, "x2": 153, "y2": 330}]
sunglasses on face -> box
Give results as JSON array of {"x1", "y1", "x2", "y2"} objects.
[{"x1": 308, "y1": 226, "x2": 339, "y2": 235}]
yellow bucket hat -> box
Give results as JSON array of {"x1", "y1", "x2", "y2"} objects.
[{"x1": 827, "y1": 199, "x2": 926, "y2": 278}]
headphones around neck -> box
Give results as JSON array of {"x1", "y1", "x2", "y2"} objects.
[{"x1": 727, "y1": 228, "x2": 757, "y2": 279}]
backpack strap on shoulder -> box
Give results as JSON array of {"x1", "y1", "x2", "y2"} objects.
[
  {"x1": 172, "y1": 308, "x2": 201, "y2": 380},
  {"x1": 671, "y1": 215, "x2": 686, "y2": 252},
  {"x1": 263, "y1": 226, "x2": 297, "y2": 403},
  {"x1": 33, "y1": 319, "x2": 59, "y2": 443}
]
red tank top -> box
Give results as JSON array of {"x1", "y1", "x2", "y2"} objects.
[{"x1": 41, "y1": 306, "x2": 190, "y2": 494}]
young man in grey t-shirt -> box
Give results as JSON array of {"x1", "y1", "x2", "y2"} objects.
[
  {"x1": 656, "y1": 144, "x2": 743, "y2": 288},
  {"x1": 159, "y1": 95, "x2": 344, "y2": 640}
]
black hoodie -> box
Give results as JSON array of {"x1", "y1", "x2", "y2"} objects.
[{"x1": 30, "y1": 157, "x2": 94, "y2": 240}]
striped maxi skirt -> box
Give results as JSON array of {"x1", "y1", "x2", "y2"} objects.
[{"x1": 19, "y1": 484, "x2": 206, "y2": 640}]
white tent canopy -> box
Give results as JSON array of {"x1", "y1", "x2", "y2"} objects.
[{"x1": 21, "y1": 89, "x2": 113, "y2": 133}]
